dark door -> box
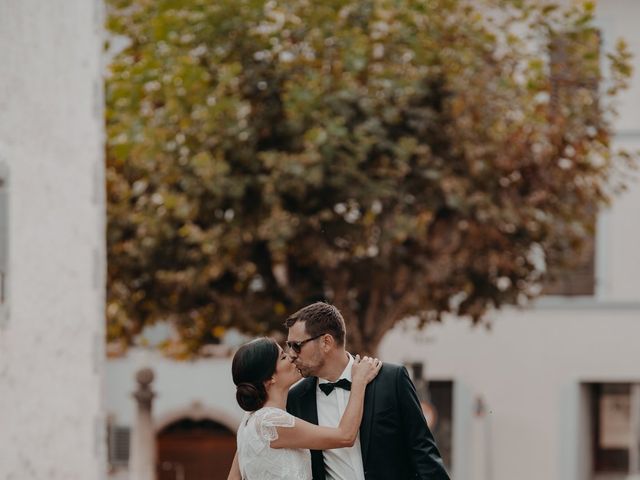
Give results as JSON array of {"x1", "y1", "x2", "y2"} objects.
[{"x1": 157, "y1": 418, "x2": 236, "y2": 480}]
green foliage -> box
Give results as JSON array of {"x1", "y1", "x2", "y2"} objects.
[{"x1": 106, "y1": 0, "x2": 635, "y2": 356}]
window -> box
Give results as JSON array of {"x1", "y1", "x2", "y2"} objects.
[
  {"x1": 587, "y1": 382, "x2": 640, "y2": 478},
  {"x1": 543, "y1": 28, "x2": 601, "y2": 296},
  {"x1": 592, "y1": 384, "x2": 630, "y2": 473},
  {"x1": 543, "y1": 223, "x2": 596, "y2": 296},
  {"x1": 407, "y1": 363, "x2": 454, "y2": 471},
  {"x1": 549, "y1": 28, "x2": 601, "y2": 113},
  {"x1": 428, "y1": 380, "x2": 454, "y2": 471}
]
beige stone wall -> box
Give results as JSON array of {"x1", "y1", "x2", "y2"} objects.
[{"x1": 0, "y1": 0, "x2": 106, "y2": 478}]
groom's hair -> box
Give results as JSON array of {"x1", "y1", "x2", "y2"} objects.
[{"x1": 285, "y1": 302, "x2": 346, "y2": 347}]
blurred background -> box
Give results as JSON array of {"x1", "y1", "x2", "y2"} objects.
[{"x1": 1, "y1": 0, "x2": 640, "y2": 479}]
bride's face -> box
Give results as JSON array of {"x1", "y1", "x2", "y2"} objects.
[{"x1": 272, "y1": 345, "x2": 301, "y2": 388}]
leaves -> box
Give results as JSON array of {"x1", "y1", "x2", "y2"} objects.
[{"x1": 106, "y1": 0, "x2": 636, "y2": 356}]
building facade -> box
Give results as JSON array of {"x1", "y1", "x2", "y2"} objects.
[
  {"x1": 379, "y1": 2, "x2": 640, "y2": 479},
  {"x1": 0, "y1": 0, "x2": 107, "y2": 478},
  {"x1": 104, "y1": 1, "x2": 640, "y2": 479}
]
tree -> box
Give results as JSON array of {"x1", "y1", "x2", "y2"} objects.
[{"x1": 106, "y1": 0, "x2": 635, "y2": 356}]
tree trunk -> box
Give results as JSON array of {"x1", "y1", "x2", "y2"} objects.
[
  {"x1": 344, "y1": 327, "x2": 379, "y2": 356},
  {"x1": 328, "y1": 269, "x2": 414, "y2": 357}
]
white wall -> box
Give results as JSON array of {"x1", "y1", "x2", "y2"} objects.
[
  {"x1": 380, "y1": 307, "x2": 640, "y2": 480},
  {"x1": 106, "y1": 351, "x2": 243, "y2": 433},
  {"x1": 0, "y1": 0, "x2": 106, "y2": 478},
  {"x1": 601, "y1": 145, "x2": 640, "y2": 302},
  {"x1": 594, "y1": 0, "x2": 640, "y2": 303},
  {"x1": 597, "y1": 0, "x2": 640, "y2": 135}
]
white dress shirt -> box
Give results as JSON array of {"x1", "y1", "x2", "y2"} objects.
[{"x1": 316, "y1": 355, "x2": 366, "y2": 480}]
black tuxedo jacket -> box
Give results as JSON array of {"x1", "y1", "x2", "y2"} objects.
[{"x1": 286, "y1": 362, "x2": 450, "y2": 480}]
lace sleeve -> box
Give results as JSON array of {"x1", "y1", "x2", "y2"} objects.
[{"x1": 256, "y1": 408, "x2": 296, "y2": 443}]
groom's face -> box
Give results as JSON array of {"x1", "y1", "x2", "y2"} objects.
[{"x1": 286, "y1": 321, "x2": 325, "y2": 378}]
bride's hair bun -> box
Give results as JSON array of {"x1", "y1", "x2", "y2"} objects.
[
  {"x1": 236, "y1": 382, "x2": 267, "y2": 412},
  {"x1": 232, "y1": 338, "x2": 279, "y2": 412}
]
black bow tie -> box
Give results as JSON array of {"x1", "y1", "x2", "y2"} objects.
[{"x1": 319, "y1": 378, "x2": 352, "y2": 396}]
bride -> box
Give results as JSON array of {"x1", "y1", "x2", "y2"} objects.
[{"x1": 226, "y1": 337, "x2": 381, "y2": 480}]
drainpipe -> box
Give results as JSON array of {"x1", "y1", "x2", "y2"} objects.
[{"x1": 629, "y1": 384, "x2": 640, "y2": 480}]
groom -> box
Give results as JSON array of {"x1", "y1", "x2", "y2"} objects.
[{"x1": 285, "y1": 302, "x2": 450, "y2": 480}]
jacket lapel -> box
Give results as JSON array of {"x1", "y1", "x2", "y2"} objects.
[
  {"x1": 297, "y1": 377, "x2": 325, "y2": 480},
  {"x1": 359, "y1": 375, "x2": 377, "y2": 466},
  {"x1": 299, "y1": 376, "x2": 319, "y2": 424}
]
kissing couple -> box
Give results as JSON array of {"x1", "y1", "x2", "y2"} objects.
[{"x1": 227, "y1": 302, "x2": 450, "y2": 480}]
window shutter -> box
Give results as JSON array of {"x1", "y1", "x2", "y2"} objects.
[
  {"x1": 544, "y1": 28, "x2": 600, "y2": 296},
  {"x1": 543, "y1": 224, "x2": 596, "y2": 296},
  {"x1": 108, "y1": 425, "x2": 130, "y2": 466}
]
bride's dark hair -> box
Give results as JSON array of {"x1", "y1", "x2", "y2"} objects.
[{"x1": 232, "y1": 337, "x2": 279, "y2": 412}]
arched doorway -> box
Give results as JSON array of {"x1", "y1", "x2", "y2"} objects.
[{"x1": 157, "y1": 418, "x2": 236, "y2": 480}]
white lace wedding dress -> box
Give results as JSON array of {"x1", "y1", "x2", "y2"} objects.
[{"x1": 236, "y1": 406, "x2": 312, "y2": 480}]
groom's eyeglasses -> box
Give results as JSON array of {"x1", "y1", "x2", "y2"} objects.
[{"x1": 286, "y1": 333, "x2": 325, "y2": 354}]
